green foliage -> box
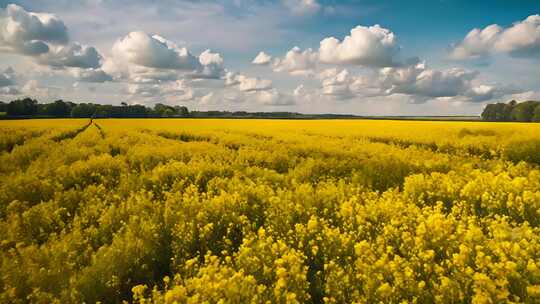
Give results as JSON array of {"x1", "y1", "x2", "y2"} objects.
[
  {"x1": 6, "y1": 98, "x2": 38, "y2": 116},
  {"x1": 511, "y1": 101, "x2": 539, "y2": 122},
  {"x1": 533, "y1": 104, "x2": 540, "y2": 122},
  {"x1": 482, "y1": 100, "x2": 540, "y2": 122}
]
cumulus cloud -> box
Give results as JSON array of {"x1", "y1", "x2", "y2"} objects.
[
  {"x1": 0, "y1": 86, "x2": 19, "y2": 95},
  {"x1": 450, "y1": 14, "x2": 540, "y2": 60},
  {"x1": 0, "y1": 67, "x2": 16, "y2": 87},
  {"x1": 318, "y1": 68, "x2": 355, "y2": 99},
  {"x1": 125, "y1": 79, "x2": 195, "y2": 101},
  {"x1": 72, "y1": 68, "x2": 113, "y2": 83},
  {"x1": 38, "y1": 42, "x2": 102, "y2": 69},
  {"x1": 449, "y1": 25, "x2": 502, "y2": 60},
  {"x1": 0, "y1": 4, "x2": 68, "y2": 55},
  {"x1": 261, "y1": 24, "x2": 401, "y2": 75},
  {"x1": 191, "y1": 49, "x2": 225, "y2": 79},
  {"x1": 199, "y1": 92, "x2": 220, "y2": 105},
  {"x1": 378, "y1": 62, "x2": 482, "y2": 100},
  {"x1": 225, "y1": 72, "x2": 272, "y2": 92},
  {"x1": 0, "y1": 67, "x2": 20, "y2": 95},
  {"x1": 252, "y1": 88, "x2": 295, "y2": 106},
  {"x1": 126, "y1": 83, "x2": 161, "y2": 97},
  {"x1": 0, "y1": 4, "x2": 107, "y2": 77},
  {"x1": 21, "y1": 79, "x2": 60, "y2": 99},
  {"x1": 272, "y1": 46, "x2": 318, "y2": 75},
  {"x1": 252, "y1": 51, "x2": 272, "y2": 65},
  {"x1": 495, "y1": 14, "x2": 540, "y2": 57},
  {"x1": 112, "y1": 31, "x2": 202, "y2": 71},
  {"x1": 306, "y1": 61, "x2": 519, "y2": 103},
  {"x1": 319, "y1": 24, "x2": 399, "y2": 67},
  {"x1": 379, "y1": 63, "x2": 477, "y2": 98},
  {"x1": 376, "y1": 61, "x2": 519, "y2": 102},
  {"x1": 282, "y1": 0, "x2": 321, "y2": 15},
  {"x1": 160, "y1": 80, "x2": 195, "y2": 101},
  {"x1": 110, "y1": 32, "x2": 226, "y2": 84}
]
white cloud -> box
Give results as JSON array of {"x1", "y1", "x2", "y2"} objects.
[
  {"x1": 21, "y1": 79, "x2": 61, "y2": 99},
  {"x1": 191, "y1": 49, "x2": 224, "y2": 79},
  {"x1": 112, "y1": 31, "x2": 201, "y2": 70},
  {"x1": 319, "y1": 24, "x2": 399, "y2": 67},
  {"x1": 376, "y1": 62, "x2": 519, "y2": 102},
  {"x1": 449, "y1": 25, "x2": 502, "y2": 60},
  {"x1": 318, "y1": 68, "x2": 355, "y2": 99},
  {"x1": 0, "y1": 4, "x2": 107, "y2": 77},
  {"x1": 72, "y1": 68, "x2": 112, "y2": 83},
  {"x1": 272, "y1": 46, "x2": 318, "y2": 75},
  {"x1": 252, "y1": 51, "x2": 272, "y2": 65},
  {"x1": 450, "y1": 14, "x2": 540, "y2": 60},
  {"x1": 252, "y1": 88, "x2": 295, "y2": 106},
  {"x1": 0, "y1": 67, "x2": 16, "y2": 87},
  {"x1": 293, "y1": 84, "x2": 307, "y2": 97},
  {"x1": 282, "y1": 0, "x2": 321, "y2": 15},
  {"x1": 125, "y1": 79, "x2": 195, "y2": 101},
  {"x1": 495, "y1": 14, "x2": 540, "y2": 57},
  {"x1": 0, "y1": 67, "x2": 20, "y2": 95},
  {"x1": 380, "y1": 63, "x2": 477, "y2": 98},
  {"x1": 160, "y1": 80, "x2": 195, "y2": 101},
  {"x1": 38, "y1": 42, "x2": 102, "y2": 69},
  {"x1": 261, "y1": 24, "x2": 400, "y2": 75},
  {"x1": 110, "y1": 32, "x2": 226, "y2": 84},
  {"x1": 0, "y1": 86, "x2": 20, "y2": 95},
  {"x1": 225, "y1": 72, "x2": 272, "y2": 92},
  {"x1": 199, "y1": 92, "x2": 221, "y2": 105},
  {"x1": 0, "y1": 4, "x2": 68, "y2": 55},
  {"x1": 126, "y1": 83, "x2": 161, "y2": 97}
]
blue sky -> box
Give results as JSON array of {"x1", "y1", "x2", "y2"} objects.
[{"x1": 0, "y1": 0, "x2": 539, "y2": 115}]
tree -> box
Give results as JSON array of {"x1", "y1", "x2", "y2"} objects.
[
  {"x1": 45, "y1": 100, "x2": 72, "y2": 117},
  {"x1": 510, "y1": 101, "x2": 538, "y2": 122},
  {"x1": 532, "y1": 104, "x2": 540, "y2": 122},
  {"x1": 481, "y1": 102, "x2": 511, "y2": 121},
  {"x1": 154, "y1": 103, "x2": 176, "y2": 117},
  {"x1": 6, "y1": 98, "x2": 38, "y2": 116},
  {"x1": 71, "y1": 103, "x2": 98, "y2": 118},
  {"x1": 0, "y1": 101, "x2": 6, "y2": 113},
  {"x1": 481, "y1": 100, "x2": 540, "y2": 122},
  {"x1": 174, "y1": 106, "x2": 189, "y2": 116}
]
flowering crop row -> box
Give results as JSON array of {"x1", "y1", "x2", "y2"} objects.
[{"x1": 0, "y1": 119, "x2": 539, "y2": 303}]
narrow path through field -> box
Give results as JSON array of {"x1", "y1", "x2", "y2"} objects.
[
  {"x1": 93, "y1": 122, "x2": 106, "y2": 139},
  {"x1": 51, "y1": 120, "x2": 93, "y2": 142}
]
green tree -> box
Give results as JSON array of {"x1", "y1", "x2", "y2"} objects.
[
  {"x1": 71, "y1": 103, "x2": 98, "y2": 118},
  {"x1": 174, "y1": 105, "x2": 189, "y2": 116},
  {"x1": 6, "y1": 98, "x2": 39, "y2": 116},
  {"x1": 510, "y1": 101, "x2": 538, "y2": 122},
  {"x1": 532, "y1": 103, "x2": 540, "y2": 122},
  {"x1": 45, "y1": 100, "x2": 72, "y2": 117},
  {"x1": 154, "y1": 103, "x2": 176, "y2": 117}
]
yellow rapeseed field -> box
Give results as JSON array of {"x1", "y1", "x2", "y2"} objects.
[{"x1": 0, "y1": 118, "x2": 539, "y2": 303}]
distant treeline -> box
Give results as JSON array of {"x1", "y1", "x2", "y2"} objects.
[
  {"x1": 0, "y1": 98, "x2": 188, "y2": 118},
  {"x1": 482, "y1": 100, "x2": 540, "y2": 122},
  {"x1": 0, "y1": 97, "x2": 360, "y2": 119}
]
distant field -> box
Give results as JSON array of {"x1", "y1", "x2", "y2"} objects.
[
  {"x1": 1, "y1": 119, "x2": 539, "y2": 303},
  {"x1": 370, "y1": 115, "x2": 481, "y2": 121}
]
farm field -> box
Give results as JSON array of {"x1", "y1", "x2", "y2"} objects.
[{"x1": 1, "y1": 118, "x2": 540, "y2": 303}]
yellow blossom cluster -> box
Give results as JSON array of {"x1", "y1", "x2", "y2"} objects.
[{"x1": 0, "y1": 118, "x2": 539, "y2": 303}]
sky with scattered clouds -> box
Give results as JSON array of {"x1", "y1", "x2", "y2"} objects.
[{"x1": 0, "y1": 0, "x2": 539, "y2": 115}]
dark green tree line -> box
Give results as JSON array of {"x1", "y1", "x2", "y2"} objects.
[
  {"x1": 482, "y1": 100, "x2": 540, "y2": 122},
  {"x1": 1, "y1": 98, "x2": 191, "y2": 118}
]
